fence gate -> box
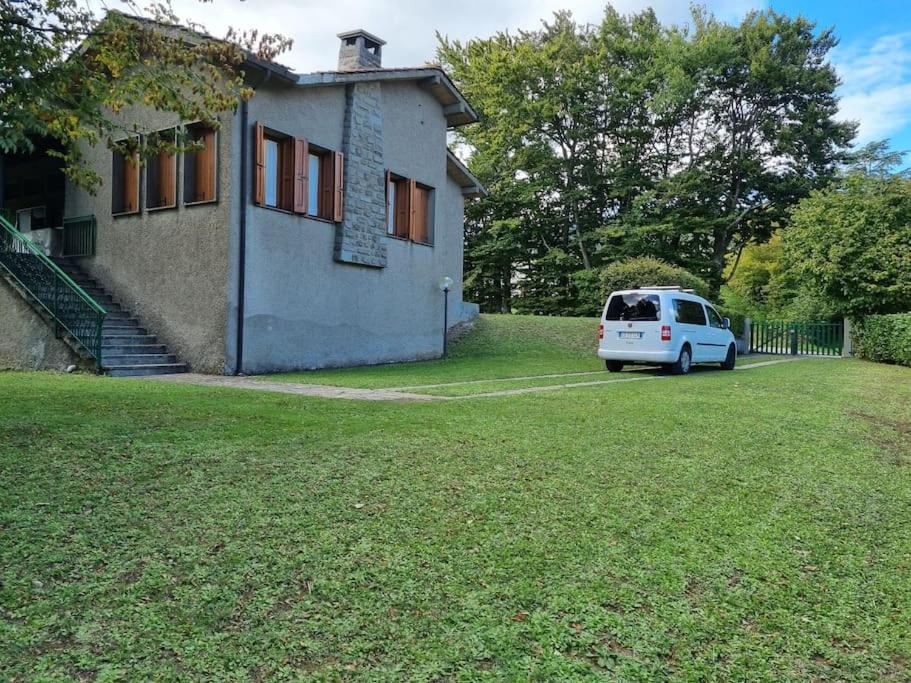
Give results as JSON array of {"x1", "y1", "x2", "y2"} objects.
[{"x1": 750, "y1": 321, "x2": 843, "y2": 357}]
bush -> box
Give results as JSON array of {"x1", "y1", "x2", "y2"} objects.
[
  {"x1": 600, "y1": 257, "x2": 710, "y2": 303},
  {"x1": 717, "y1": 307, "x2": 746, "y2": 336},
  {"x1": 852, "y1": 313, "x2": 911, "y2": 367}
]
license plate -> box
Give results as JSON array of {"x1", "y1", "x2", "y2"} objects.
[{"x1": 619, "y1": 331, "x2": 642, "y2": 339}]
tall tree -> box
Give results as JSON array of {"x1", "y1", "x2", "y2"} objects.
[
  {"x1": 439, "y1": 5, "x2": 855, "y2": 312},
  {"x1": 0, "y1": 1, "x2": 290, "y2": 190}
]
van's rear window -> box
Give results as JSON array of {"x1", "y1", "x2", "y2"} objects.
[{"x1": 605, "y1": 293, "x2": 661, "y2": 321}]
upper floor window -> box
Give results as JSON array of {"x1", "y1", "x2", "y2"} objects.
[
  {"x1": 146, "y1": 128, "x2": 177, "y2": 211},
  {"x1": 386, "y1": 171, "x2": 434, "y2": 245},
  {"x1": 184, "y1": 122, "x2": 217, "y2": 204},
  {"x1": 111, "y1": 139, "x2": 140, "y2": 215},
  {"x1": 253, "y1": 122, "x2": 343, "y2": 220}
]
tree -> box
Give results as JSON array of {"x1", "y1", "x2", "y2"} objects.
[
  {"x1": 783, "y1": 173, "x2": 911, "y2": 318},
  {"x1": 0, "y1": 1, "x2": 290, "y2": 190},
  {"x1": 438, "y1": 5, "x2": 854, "y2": 313}
]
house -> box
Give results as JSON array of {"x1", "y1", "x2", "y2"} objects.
[{"x1": 0, "y1": 28, "x2": 484, "y2": 375}]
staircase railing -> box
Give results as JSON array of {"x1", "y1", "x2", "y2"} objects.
[{"x1": 0, "y1": 213, "x2": 106, "y2": 367}]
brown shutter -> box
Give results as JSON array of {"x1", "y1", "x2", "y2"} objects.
[
  {"x1": 280, "y1": 138, "x2": 295, "y2": 211},
  {"x1": 412, "y1": 186, "x2": 429, "y2": 243},
  {"x1": 160, "y1": 151, "x2": 176, "y2": 207},
  {"x1": 407, "y1": 178, "x2": 418, "y2": 240},
  {"x1": 196, "y1": 129, "x2": 216, "y2": 202},
  {"x1": 253, "y1": 122, "x2": 264, "y2": 205},
  {"x1": 124, "y1": 152, "x2": 139, "y2": 213},
  {"x1": 293, "y1": 137, "x2": 309, "y2": 214},
  {"x1": 394, "y1": 179, "x2": 411, "y2": 238},
  {"x1": 384, "y1": 170, "x2": 391, "y2": 230},
  {"x1": 332, "y1": 151, "x2": 344, "y2": 222}
]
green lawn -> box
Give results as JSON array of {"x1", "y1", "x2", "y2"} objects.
[{"x1": 2, "y1": 315, "x2": 910, "y2": 681}]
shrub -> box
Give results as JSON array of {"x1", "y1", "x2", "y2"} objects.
[
  {"x1": 717, "y1": 307, "x2": 746, "y2": 336},
  {"x1": 600, "y1": 257, "x2": 710, "y2": 303},
  {"x1": 852, "y1": 313, "x2": 911, "y2": 367}
]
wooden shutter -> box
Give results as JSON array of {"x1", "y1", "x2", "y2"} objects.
[
  {"x1": 196, "y1": 129, "x2": 216, "y2": 203},
  {"x1": 253, "y1": 122, "x2": 265, "y2": 205},
  {"x1": 280, "y1": 138, "x2": 295, "y2": 211},
  {"x1": 159, "y1": 151, "x2": 176, "y2": 207},
  {"x1": 332, "y1": 151, "x2": 344, "y2": 222},
  {"x1": 384, "y1": 170, "x2": 392, "y2": 231},
  {"x1": 124, "y1": 152, "x2": 139, "y2": 213},
  {"x1": 293, "y1": 138, "x2": 309, "y2": 214},
  {"x1": 407, "y1": 178, "x2": 418, "y2": 241},
  {"x1": 411, "y1": 186, "x2": 429, "y2": 243}
]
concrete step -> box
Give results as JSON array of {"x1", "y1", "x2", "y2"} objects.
[
  {"x1": 105, "y1": 309, "x2": 132, "y2": 319},
  {"x1": 102, "y1": 333, "x2": 158, "y2": 345},
  {"x1": 103, "y1": 318, "x2": 142, "y2": 328},
  {"x1": 105, "y1": 363, "x2": 188, "y2": 377},
  {"x1": 102, "y1": 343, "x2": 167, "y2": 355},
  {"x1": 103, "y1": 353, "x2": 177, "y2": 366}
]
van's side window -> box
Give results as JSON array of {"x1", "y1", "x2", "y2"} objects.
[
  {"x1": 706, "y1": 306, "x2": 724, "y2": 329},
  {"x1": 674, "y1": 299, "x2": 707, "y2": 325}
]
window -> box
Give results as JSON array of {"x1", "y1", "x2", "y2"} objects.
[
  {"x1": 605, "y1": 293, "x2": 661, "y2": 321},
  {"x1": 706, "y1": 306, "x2": 724, "y2": 329},
  {"x1": 111, "y1": 141, "x2": 140, "y2": 215},
  {"x1": 253, "y1": 122, "x2": 343, "y2": 220},
  {"x1": 674, "y1": 299, "x2": 707, "y2": 325},
  {"x1": 146, "y1": 128, "x2": 177, "y2": 210},
  {"x1": 184, "y1": 123, "x2": 217, "y2": 204},
  {"x1": 386, "y1": 172, "x2": 434, "y2": 244}
]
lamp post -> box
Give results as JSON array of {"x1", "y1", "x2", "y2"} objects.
[{"x1": 438, "y1": 276, "x2": 453, "y2": 358}]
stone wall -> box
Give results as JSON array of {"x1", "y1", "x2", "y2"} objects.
[
  {"x1": 0, "y1": 279, "x2": 83, "y2": 370},
  {"x1": 334, "y1": 82, "x2": 388, "y2": 268}
]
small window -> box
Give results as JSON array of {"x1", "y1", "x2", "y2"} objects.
[
  {"x1": 146, "y1": 128, "x2": 177, "y2": 210},
  {"x1": 386, "y1": 173, "x2": 434, "y2": 244},
  {"x1": 605, "y1": 293, "x2": 661, "y2": 321},
  {"x1": 259, "y1": 130, "x2": 293, "y2": 211},
  {"x1": 184, "y1": 123, "x2": 217, "y2": 204},
  {"x1": 307, "y1": 146, "x2": 343, "y2": 221},
  {"x1": 112, "y1": 140, "x2": 140, "y2": 215},
  {"x1": 674, "y1": 299, "x2": 707, "y2": 325},
  {"x1": 706, "y1": 306, "x2": 724, "y2": 329}
]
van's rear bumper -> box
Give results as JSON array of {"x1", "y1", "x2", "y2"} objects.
[{"x1": 597, "y1": 348, "x2": 677, "y2": 364}]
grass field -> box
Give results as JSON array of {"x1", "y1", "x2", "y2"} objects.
[{"x1": 2, "y1": 315, "x2": 910, "y2": 681}]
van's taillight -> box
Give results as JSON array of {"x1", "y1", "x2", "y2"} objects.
[
  {"x1": 661, "y1": 325, "x2": 671, "y2": 341},
  {"x1": 598, "y1": 324, "x2": 604, "y2": 340}
]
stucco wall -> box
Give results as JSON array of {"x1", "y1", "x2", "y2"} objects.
[
  {"x1": 64, "y1": 107, "x2": 238, "y2": 373},
  {"x1": 238, "y1": 80, "x2": 469, "y2": 372},
  {"x1": 0, "y1": 279, "x2": 83, "y2": 370}
]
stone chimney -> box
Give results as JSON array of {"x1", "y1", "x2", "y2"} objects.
[{"x1": 337, "y1": 30, "x2": 385, "y2": 71}]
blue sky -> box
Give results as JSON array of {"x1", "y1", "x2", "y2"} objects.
[{"x1": 100, "y1": 0, "x2": 911, "y2": 153}]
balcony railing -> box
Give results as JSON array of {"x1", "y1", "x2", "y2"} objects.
[{"x1": 62, "y1": 215, "x2": 96, "y2": 257}]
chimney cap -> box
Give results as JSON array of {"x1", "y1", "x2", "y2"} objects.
[{"x1": 337, "y1": 29, "x2": 386, "y2": 47}]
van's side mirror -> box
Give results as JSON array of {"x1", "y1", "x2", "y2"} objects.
[{"x1": 722, "y1": 317, "x2": 731, "y2": 330}]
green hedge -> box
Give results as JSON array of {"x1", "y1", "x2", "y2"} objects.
[
  {"x1": 717, "y1": 307, "x2": 746, "y2": 336},
  {"x1": 853, "y1": 313, "x2": 911, "y2": 367}
]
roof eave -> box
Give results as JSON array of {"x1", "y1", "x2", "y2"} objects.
[{"x1": 446, "y1": 150, "x2": 487, "y2": 198}]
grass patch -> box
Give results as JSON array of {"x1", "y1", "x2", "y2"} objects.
[{"x1": 1, "y1": 316, "x2": 910, "y2": 680}]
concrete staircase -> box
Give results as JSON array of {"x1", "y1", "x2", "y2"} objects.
[{"x1": 51, "y1": 258, "x2": 188, "y2": 377}]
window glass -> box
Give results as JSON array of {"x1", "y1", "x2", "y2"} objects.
[
  {"x1": 386, "y1": 179, "x2": 396, "y2": 234},
  {"x1": 264, "y1": 139, "x2": 279, "y2": 207},
  {"x1": 605, "y1": 293, "x2": 661, "y2": 321},
  {"x1": 307, "y1": 153, "x2": 321, "y2": 216},
  {"x1": 706, "y1": 306, "x2": 724, "y2": 329},
  {"x1": 674, "y1": 299, "x2": 707, "y2": 325}
]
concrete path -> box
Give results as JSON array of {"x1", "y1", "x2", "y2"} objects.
[
  {"x1": 138, "y1": 373, "x2": 439, "y2": 401},
  {"x1": 135, "y1": 355, "x2": 837, "y2": 402}
]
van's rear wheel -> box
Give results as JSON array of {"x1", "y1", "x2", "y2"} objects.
[
  {"x1": 721, "y1": 344, "x2": 736, "y2": 370},
  {"x1": 606, "y1": 360, "x2": 624, "y2": 373},
  {"x1": 669, "y1": 345, "x2": 692, "y2": 375}
]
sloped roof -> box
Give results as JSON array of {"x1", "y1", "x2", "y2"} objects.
[
  {"x1": 295, "y1": 68, "x2": 478, "y2": 127},
  {"x1": 446, "y1": 150, "x2": 487, "y2": 198}
]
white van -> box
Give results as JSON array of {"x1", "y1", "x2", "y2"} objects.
[{"x1": 597, "y1": 287, "x2": 736, "y2": 374}]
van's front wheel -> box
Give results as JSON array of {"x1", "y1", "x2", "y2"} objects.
[
  {"x1": 606, "y1": 360, "x2": 624, "y2": 373},
  {"x1": 721, "y1": 344, "x2": 736, "y2": 370},
  {"x1": 669, "y1": 345, "x2": 692, "y2": 375}
]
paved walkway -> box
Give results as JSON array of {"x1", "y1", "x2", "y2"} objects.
[{"x1": 136, "y1": 355, "x2": 837, "y2": 402}]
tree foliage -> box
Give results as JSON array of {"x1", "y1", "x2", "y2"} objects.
[
  {"x1": 438, "y1": 5, "x2": 854, "y2": 314},
  {"x1": 0, "y1": 0, "x2": 290, "y2": 190},
  {"x1": 782, "y1": 173, "x2": 911, "y2": 318}
]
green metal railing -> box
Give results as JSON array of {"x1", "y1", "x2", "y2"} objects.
[
  {"x1": 0, "y1": 213, "x2": 106, "y2": 366},
  {"x1": 750, "y1": 321, "x2": 843, "y2": 357},
  {"x1": 62, "y1": 215, "x2": 96, "y2": 257}
]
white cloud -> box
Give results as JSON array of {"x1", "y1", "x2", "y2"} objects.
[
  {"x1": 833, "y1": 31, "x2": 911, "y2": 145},
  {"x1": 93, "y1": 0, "x2": 757, "y2": 73}
]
